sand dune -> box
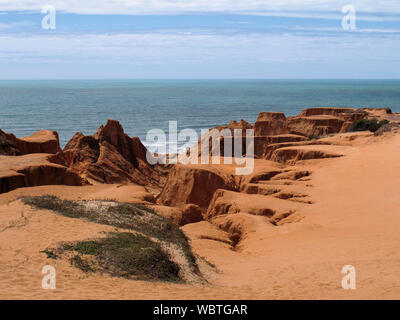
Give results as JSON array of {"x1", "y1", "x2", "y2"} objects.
[
  {"x1": 1, "y1": 108, "x2": 400, "y2": 299},
  {"x1": 0, "y1": 129, "x2": 399, "y2": 299}
]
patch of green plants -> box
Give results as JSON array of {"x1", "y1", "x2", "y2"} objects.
[
  {"x1": 107, "y1": 202, "x2": 144, "y2": 216},
  {"x1": 23, "y1": 195, "x2": 83, "y2": 217},
  {"x1": 74, "y1": 240, "x2": 104, "y2": 256},
  {"x1": 41, "y1": 248, "x2": 58, "y2": 259},
  {"x1": 351, "y1": 118, "x2": 389, "y2": 132},
  {"x1": 70, "y1": 255, "x2": 94, "y2": 273},
  {"x1": 23, "y1": 196, "x2": 198, "y2": 278},
  {"x1": 56, "y1": 232, "x2": 181, "y2": 281}
]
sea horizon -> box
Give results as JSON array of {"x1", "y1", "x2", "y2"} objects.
[
  {"x1": 1, "y1": 78, "x2": 400, "y2": 81},
  {"x1": 1, "y1": 79, "x2": 400, "y2": 151}
]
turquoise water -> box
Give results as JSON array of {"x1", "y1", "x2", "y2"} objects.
[{"x1": 0, "y1": 79, "x2": 399, "y2": 149}]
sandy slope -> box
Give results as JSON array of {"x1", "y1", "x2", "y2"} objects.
[{"x1": 1, "y1": 132, "x2": 400, "y2": 299}]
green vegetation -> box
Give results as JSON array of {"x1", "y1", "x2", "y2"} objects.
[
  {"x1": 22, "y1": 196, "x2": 198, "y2": 282},
  {"x1": 352, "y1": 118, "x2": 389, "y2": 132},
  {"x1": 41, "y1": 248, "x2": 58, "y2": 260},
  {"x1": 70, "y1": 254, "x2": 94, "y2": 273},
  {"x1": 63, "y1": 232, "x2": 181, "y2": 281}
]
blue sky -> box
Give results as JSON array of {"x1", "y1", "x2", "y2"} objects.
[{"x1": 0, "y1": 0, "x2": 400, "y2": 79}]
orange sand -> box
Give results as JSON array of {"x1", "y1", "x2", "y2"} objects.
[{"x1": 1, "y1": 132, "x2": 400, "y2": 299}]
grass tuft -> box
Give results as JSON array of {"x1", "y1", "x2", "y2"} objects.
[
  {"x1": 41, "y1": 249, "x2": 58, "y2": 259},
  {"x1": 70, "y1": 255, "x2": 94, "y2": 273}
]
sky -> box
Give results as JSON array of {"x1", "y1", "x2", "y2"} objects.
[{"x1": 0, "y1": 0, "x2": 400, "y2": 79}]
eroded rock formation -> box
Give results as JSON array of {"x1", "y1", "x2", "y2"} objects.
[
  {"x1": 159, "y1": 107, "x2": 397, "y2": 229},
  {"x1": 0, "y1": 154, "x2": 86, "y2": 194},
  {"x1": 1, "y1": 107, "x2": 398, "y2": 237},
  {"x1": 254, "y1": 112, "x2": 288, "y2": 136},
  {"x1": 269, "y1": 145, "x2": 344, "y2": 164},
  {"x1": 0, "y1": 119, "x2": 165, "y2": 194},
  {"x1": 157, "y1": 164, "x2": 236, "y2": 210},
  {"x1": 0, "y1": 129, "x2": 61, "y2": 155},
  {"x1": 63, "y1": 119, "x2": 163, "y2": 187},
  {"x1": 191, "y1": 106, "x2": 393, "y2": 162}
]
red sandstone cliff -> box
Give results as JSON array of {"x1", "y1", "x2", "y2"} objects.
[
  {"x1": 0, "y1": 129, "x2": 61, "y2": 155},
  {"x1": 63, "y1": 119, "x2": 165, "y2": 187},
  {"x1": 0, "y1": 107, "x2": 397, "y2": 199}
]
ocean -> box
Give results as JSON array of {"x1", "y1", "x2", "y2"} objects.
[{"x1": 1, "y1": 79, "x2": 399, "y2": 151}]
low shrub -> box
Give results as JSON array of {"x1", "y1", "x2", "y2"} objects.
[
  {"x1": 64, "y1": 232, "x2": 181, "y2": 281},
  {"x1": 351, "y1": 118, "x2": 389, "y2": 132}
]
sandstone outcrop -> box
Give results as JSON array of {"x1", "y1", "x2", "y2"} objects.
[
  {"x1": 242, "y1": 182, "x2": 311, "y2": 202},
  {"x1": 1, "y1": 107, "x2": 394, "y2": 217},
  {"x1": 188, "y1": 119, "x2": 253, "y2": 159},
  {"x1": 269, "y1": 145, "x2": 344, "y2": 164},
  {"x1": 0, "y1": 129, "x2": 61, "y2": 155},
  {"x1": 238, "y1": 166, "x2": 312, "y2": 201},
  {"x1": 93, "y1": 120, "x2": 139, "y2": 168},
  {"x1": 205, "y1": 189, "x2": 301, "y2": 223},
  {"x1": 152, "y1": 203, "x2": 203, "y2": 226},
  {"x1": 287, "y1": 115, "x2": 345, "y2": 137},
  {"x1": 253, "y1": 108, "x2": 372, "y2": 156},
  {"x1": 182, "y1": 221, "x2": 233, "y2": 245},
  {"x1": 360, "y1": 107, "x2": 392, "y2": 117},
  {"x1": 0, "y1": 171, "x2": 25, "y2": 194},
  {"x1": 262, "y1": 140, "x2": 328, "y2": 159},
  {"x1": 63, "y1": 119, "x2": 163, "y2": 187},
  {"x1": 254, "y1": 112, "x2": 289, "y2": 136},
  {"x1": 190, "y1": 107, "x2": 373, "y2": 162},
  {"x1": 0, "y1": 120, "x2": 164, "y2": 194},
  {"x1": 270, "y1": 170, "x2": 311, "y2": 181},
  {"x1": 287, "y1": 108, "x2": 369, "y2": 137},
  {"x1": 0, "y1": 154, "x2": 86, "y2": 194},
  {"x1": 212, "y1": 119, "x2": 253, "y2": 134},
  {"x1": 253, "y1": 134, "x2": 308, "y2": 158},
  {"x1": 157, "y1": 164, "x2": 236, "y2": 210},
  {"x1": 211, "y1": 213, "x2": 276, "y2": 247},
  {"x1": 317, "y1": 131, "x2": 373, "y2": 145},
  {"x1": 241, "y1": 183, "x2": 281, "y2": 196},
  {"x1": 239, "y1": 168, "x2": 284, "y2": 189},
  {"x1": 180, "y1": 204, "x2": 204, "y2": 225},
  {"x1": 374, "y1": 122, "x2": 400, "y2": 136},
  {"x1": 299, "y1": 107, "x2": 356, "y2": 117},
  {"x1": 0, "y1": 135, "x2": 19, "y2": 155}
]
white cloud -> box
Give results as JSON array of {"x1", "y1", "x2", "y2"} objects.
[
  {"x1": 292, "y1": 26, "x2": 400, "y2": 34},
  {"x1": 1, "y1": 30, "x2": 400, "y2": 78},
  {"x1": 1, "y1": 31, "x2": 399, "y2": 64},
  {"x1": 0, "y1": 0, "x2": 400, "y2": 16},
  {"x1": 0, "y1": 20, "x2": 33, "y2": 30}
]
